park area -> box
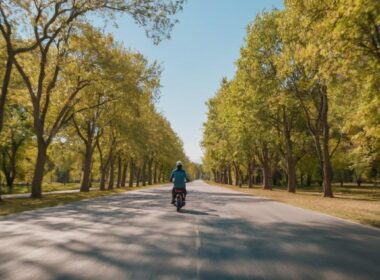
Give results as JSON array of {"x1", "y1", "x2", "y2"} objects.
[{"x1": 0, "y1": 0, "x2": 379, "y2": 279}]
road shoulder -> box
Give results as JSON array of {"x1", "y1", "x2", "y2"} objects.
[{"x1": 207, "y1": 181, "x2": 380, "y2": 230}]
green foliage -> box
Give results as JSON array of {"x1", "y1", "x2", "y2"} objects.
[
  {"x1": 202, "y1": 1, "x2": 379, "y2": 193},
  {"x1": 0, "y1": 2, "x2": 192, "y2": 198}
]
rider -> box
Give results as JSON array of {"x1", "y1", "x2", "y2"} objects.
[{"x1": 170, "y1": 161, "x2": 191, "y2": 204}]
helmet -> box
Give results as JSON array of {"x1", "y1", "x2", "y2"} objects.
[{"x1": 176, "y1": 161, "x2": 183, "y2": 167}]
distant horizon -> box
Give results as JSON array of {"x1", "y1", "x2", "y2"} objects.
[{"x1": 96, "y1": 0, "x2": 284, "y2": 163}]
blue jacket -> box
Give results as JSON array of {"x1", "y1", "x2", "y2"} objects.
[{"x1": 170, "y1": 169, "x2": 190, "y2": 188}]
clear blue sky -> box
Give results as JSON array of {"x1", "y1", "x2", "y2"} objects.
[{"x1": 99, "y1": 0, "x2": 283, "y2": 163}]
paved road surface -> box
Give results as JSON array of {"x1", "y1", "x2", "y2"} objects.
[{"x1": 0, "y1": 181, "x2": 379, "y2": 280}]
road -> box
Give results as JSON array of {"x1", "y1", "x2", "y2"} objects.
[{"x1": 0, "y1": 181, "x2": 379, "y2": 280}]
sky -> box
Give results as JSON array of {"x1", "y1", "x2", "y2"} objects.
[{"x1": 98, "y1": 0, "x2": 284, "y2": 163}]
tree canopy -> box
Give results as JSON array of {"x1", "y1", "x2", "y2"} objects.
[
  {"x1": 202, "y1": 0, "x2": 380, "y2": 197},
  {"x1": 0, "y1": 0, "x2": 198, "y2": 200}
]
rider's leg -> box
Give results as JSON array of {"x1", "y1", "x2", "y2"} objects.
[{"x1": 171, "y1": 188, "x2": 175, "y2": 204}]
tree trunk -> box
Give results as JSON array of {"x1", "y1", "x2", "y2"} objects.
[
  {"x1": 5, "y1": 175, "x2": 14, "y2": 188},
  {"x1": 153, "y1": 162, "x2": 158, "y2": 184},
  {"x1": 307, "y1": 174, "x2": 312, "y2": 186},
  {"x1": 248, "y1": 160, "x2": 254, "y2": 188},
  {"x1": 136, "y1": 168, "x2": 141, "y2": 187},
  {"x1": 227, "y1": 164, "x2": 233, "y2": 185},
  {"x1": 212, "y1": 169, "x2": 217, "y2": 182},
  {"x1": 141, "y1": 159, "x2": 147, "y2": 186},
  {"x1": 89, "y1": 174, "x2": 92, "y2": 188},
  {"x1": 129, "y1": 158, "x2": 134, "y2": 188},
  {"x1": 223, "y1": 167, "x2": 228, "y2": 184},
  {"x1": 97, "y1": 141, "x2": 107, "y2": 191},
  {"x1": 262, "y1": 164, "x2": 271, "y2": 190},
  {"x1": 31, "y1": 141, "x2": 48, "y2": 198},
  {"x1": 283, "y1": 108, "x2": 297, "y2": 193},
  {"x1": 287, "y1": 159, "x2": 296, "y2": 193},
  {"x1": 99, "y1": 160, "x2": 110, "y2": 191},
  {"x1": 158, "y1": 168, "x2": 162, "y2": 183},
  {"x1": 233, "y1": 162, "x2": 239, "y2": 186},
  {"x1": 80, "y1": 142, "x2": 93, "y2": 192},
  {"x1": 294, "y1": 82, "x2": 334, "y2": 197},
  {"x1": 261, "y1": 143, "x2": 272, "y2": 190},
  {"x1": 116, "y1": 156, "x2": 122, "y2": 188},
  {"x1": 159, "y1": 167, "x2": 164, "y2": 183},
  {"x1": 0, "y1": 53, "x2": 14, "y2": 133},
  {"x1": 108, "y1": 152, "x2": 115, "y2": 190},
  {"x1": 121, "y1": 162, "x2": 128, "y2": 187},
  {"x1": 1, "y1": 139, "x2": 21, "y2": 190},
  {"x1": 321, "y1": 92, "x2": 333, "y2": 197},
  {"x1": 1, "y1": 151, "x2": 14, "y2": 188},
  {"x1": 239, "y1": 168, "x2": 244, "y2": 187},
  {"x1": 148, "y1": 157, "x2": 153, "y2": 185},
  {"x1": 99, "y1": 168, "x2": 107, "y2": 191}
]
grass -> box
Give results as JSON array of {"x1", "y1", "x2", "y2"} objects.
[
  {"x1": 0, "y1": 182, "x2": 81, "y2": 195},
  {"x1": 0, "y1": 184, "x2": 162, "y2": 217},
  {"x1": 208, "y1": 181, "x2": 380, "y2": 228}
]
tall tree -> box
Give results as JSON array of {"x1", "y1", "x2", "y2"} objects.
[
  {"x1": 0, "y1": 0, "x2": 184, "y2": 198},
  {"x1": 0, "y1": 0, "x2": 185, "y2": 134}
]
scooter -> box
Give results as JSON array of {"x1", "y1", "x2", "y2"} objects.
[{"x1": 174, "y1": 189, "x2": 186, "y2": 212}]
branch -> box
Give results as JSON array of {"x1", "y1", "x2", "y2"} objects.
[
  {"x1": 0, "y1": 4, "x2": 11, "y2": 37},
  {"x1": 13, "y1": 57, "x2": 37, "y2": 103},
  {"x1": 41, "y1": 55, "x2": 61, "y2": 124},
  {"x1": 290, "y1": 76, "x2": 316, "y2": 136},
  {"x1": 72, "y1": 116, "x2": 88, "y2": 144},
  {"x1": 73, "y1": 97, "x2": 116, "y2": 116},
  {"x1": 329, "y1": 131, "x2": 342, "y2": 158},
  {"x1": 47, "y1": 78, "x2": 90, "y2": 143},
  {"x1": 295, "y1": 148, "x2": 307, "y2": 164}
]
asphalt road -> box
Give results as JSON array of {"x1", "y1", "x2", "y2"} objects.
[{"x1": 0, "y1": 180, "x2": 379, "y2": 280}]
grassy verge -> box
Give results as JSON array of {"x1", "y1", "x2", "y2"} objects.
[
  {"x1": 0, "y1": 182, "x2": 81, "y2": 195},
  {"x1": 0, "y1": 184, "x2": 163, "y2": 217},
  {"x1": 208, "y1": 181, "x2": 380, "y2": 228}
]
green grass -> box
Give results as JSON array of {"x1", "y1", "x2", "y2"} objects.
[
  {"x1": 0, "y1": 182, "x2": 81, "y2": 195},
  {"x1": 0, "y1": 184, "x2": 162, "y2": 216},
  {"x1": 209, "y1": 181, "x2": 380, "y2": 228}
]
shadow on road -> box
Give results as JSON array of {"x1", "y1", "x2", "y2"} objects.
[
  {"x1": 179, "y1": 208, "x2": 214, "y2": 216},
  {"x1": 1, "y1": 185, "x2": 380, "y2": 279}
]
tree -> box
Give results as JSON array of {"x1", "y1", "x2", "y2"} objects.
[
  {"x1": 202, "y1": 1, "x2": 379, "y2": 195},
  {"x1": 69, "y1": 26, "x2": 155, "y2": 192},
  {"x1": 0, "y1": 103, "x2": 32, "y2": 189},
  {"x1": 0, "y1": 0, "x2": 184, "y2": 198},
  {"x1": 0, "y1": 0, "x2": 185, "y2": 133}
]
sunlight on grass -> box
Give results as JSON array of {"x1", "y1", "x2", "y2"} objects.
[
  {"x1": 0, "y1": 182, "x2": 81, "y2": 195},
  {"x1": 0, "y1": 185, "x2": 160, "y2": 216}
]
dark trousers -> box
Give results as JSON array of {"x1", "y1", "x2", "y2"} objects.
[{"x1": 172, "y1": 188, "x2": 187, "y2": 202}]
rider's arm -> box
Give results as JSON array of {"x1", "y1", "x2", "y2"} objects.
[
  {"x1": 185, "y1": 171, "x2": 191, "y2": 182},
  {"x1": 170, "y1": 171, "x2": 174, "y2": 182}
]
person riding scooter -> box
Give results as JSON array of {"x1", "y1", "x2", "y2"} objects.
[{"x1": 170, "y1": 161, "x2": 191, "y2": 204}]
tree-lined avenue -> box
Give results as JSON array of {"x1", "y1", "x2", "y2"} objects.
[{"x1": 1, "y1": 181, "x2": 379, "y2": 279}]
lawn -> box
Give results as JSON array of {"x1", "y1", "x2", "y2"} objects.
[
  {"x1": 0, "y1": 184, "x2": 162, "y2": 216},
  {"x1": 0, "y1": 182, "x2": 81, "y2": 195},
  {"x1": 209, "y1": 182, "x2": 380, "y2": 228}
]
